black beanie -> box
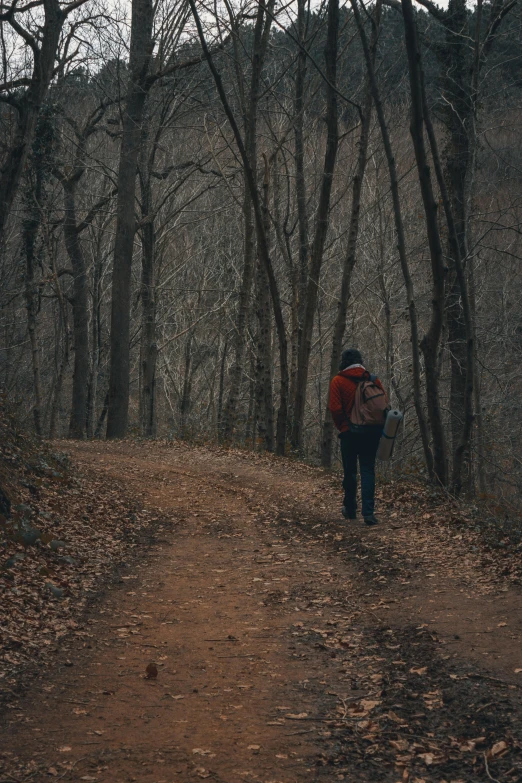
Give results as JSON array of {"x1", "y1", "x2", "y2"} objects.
[{"x1": 339, "y1": 348, "x2": 363, "y2": 371}]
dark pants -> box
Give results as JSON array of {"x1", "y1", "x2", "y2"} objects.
[{"x1": 340, "y1": 427, "x2": 381, "y2": 518}]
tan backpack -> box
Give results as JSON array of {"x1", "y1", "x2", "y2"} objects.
[{"x1": 350, "y1": 374, "x2": 389, "y2": 427}]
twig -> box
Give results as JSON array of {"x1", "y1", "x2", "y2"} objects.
[
  {"x1": 204, "y1": 638, "x2": 239, "y2": 642},
  {"x1": 483, "y1": 752, "x2": 501, "y2": 783},
  {"x1": 217, "y1": 654, "x2": 255, "y2": 659},
  {"x1": 59, "y1": 699, "x2": 90, "y2": 705},
  {"x1": 469, "y1": 673, "x2": 521, "y2": 689},
  {"x1": 283, "y1": 716, "x2": 330, "y2": 722},
  {"x1": 57, "y1": 758, "x2": 85, "y2": 780},
  {"x1": 284, "y1": 729, "x2": 317, "y2": 735}
]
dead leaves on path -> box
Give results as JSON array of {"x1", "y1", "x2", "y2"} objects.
[
  {"x1": 378, "y1": 482, "x2": 522, "y2": 589},
  {"x1": 283, "y1": 603, "x2": 520, "y2": 781},
  {"x1": 305, "y1": 619, "x2": 520, "y2": 781},
  {"x1": 1, "y1": 433, "x2": 166, "y2": 694}
]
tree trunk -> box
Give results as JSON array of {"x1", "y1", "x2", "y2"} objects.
[
  {"x1": 217, "y1": 336, "x2": 228, "y2": 435},
  {"x1": 138, "y1": 131, "x2": 158, "y2": 439},
  {"x1": 294, "y1": 0, "x2": 309, "y2": 357},
  {"x1": 22, "y1": 158, "x2": 45, "y2": 436},
  {"x1": 0, "y1": 0, "x2": 64, "y2": 244},
  {"x1": 94, "y1": 392, "x2": 109, "y2": 438},
  {"x1": 220, "y1": 1, "x2": 273, "y2": 444},
  {"x1": 469, "y1": 256, "x2": 486, "y2": 493},
  {"x1": 48, "y1": 350, "x2": 66, "y2": 438},
  {"x1": 254, "y1": 160, "x2": 275, "y2": 451},
  {"x1": 351, "y1": 0, "x2": 433, "y2": 478},
  {"x1": 106, "y1": 0, "x2": 154, "y2": 438},
  {"x1": 86, "y1": 250, "x2": 103, "y2": 438},
  {"x1": 25, "y1": 266, "x2": 43, "y2": 437},
  {"x1": 291, "y1": 0, "x2": 340, "y2": 453},
  {"x1": 180, "y1": 334, "x2": 193, "y2": 438},
  {"x1": 221, "y1": 188, "x2": 256, "y2": 441},
  {"x1": 63, "y1": 180, "x2": 90, "y2": 438},
  {"x1": 437, "y1": 0, "x2": 478, "y2": 493},
  {"x1": 245, "y1": 349, "x2": 256, "y2": 448},
  {"x1": 320, "y1": 26, "x2": 376, "y2": 467},
  {"x1": 48, "y1": 244, "x2": 70, "y2": 438},
  {"x1": 190, "y1": 0, "x2": 289, "y2": 455},
  {"x1": 254, "y1": 258, "x2": 274, "y2": 450},
  {"x1": 140, "y1": 217, "x2": 157, "y2": 437},
  {"x1": 402, "y1": 0, "x2": 449, "y2": 485}
]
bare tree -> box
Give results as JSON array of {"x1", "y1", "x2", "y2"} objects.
[
  {"x1": 53, "y1": 99, "x2": 114, "y2": 438},
  {"x1": 291, "y1": 0, "x2": 340, "y2": 452},
  {"x1": 220, "y1": 0, "x2": 276, "y2": 445},
  {"x1": 189, "y1": 0, "x2": 290, "y2": 454},
  {"x1": 0, "y1": 0, "x2": 91, "y2": 244},
  {"x1": 351, "y1": 0, "x2": 434, "y2": 478},
  {"x1": 320, "y1": 4, "x2": 379, "y2": 467},
  {"x1": 106, "y1": 0, "x2": 154, "y2": 438}
]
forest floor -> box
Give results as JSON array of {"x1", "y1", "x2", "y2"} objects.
[{"x1": 1, "y1": 440, "x2": 522, "y2": 783}]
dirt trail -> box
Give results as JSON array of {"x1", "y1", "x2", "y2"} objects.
[{"x1": 1, "y1": 441, "x2": 522, "y2": 783}]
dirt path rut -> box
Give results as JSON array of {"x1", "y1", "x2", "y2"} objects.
[{"x1": 1, "y1": 441, "x2": 521, "y2": 783}]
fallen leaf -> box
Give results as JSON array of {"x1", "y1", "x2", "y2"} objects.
[
  {"x1": 360, "y1": 699, "x2": 380, "y2": 712},
  {"x1": 488, "y1": 740, "x2": 508, "y2": 758},
  {"x1": 409, "y1": 667, "x2": 427, "y2": 675},
  {"x1": 390, "y1": 739, "x2": 409, "y2": 752},
  {"x1": 285, "y1": 712, "x2": 308, "y2": 719},
  {"x1": 247, "y1": 744, "x2": 260, "y2": 750},
  {"x1": 387, "y1": 710, "x2": 406, "y2": 724}
]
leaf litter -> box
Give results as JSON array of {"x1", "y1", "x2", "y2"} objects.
[{"x1": 0, "y1": 405, "x2": 169, "y2": 702}]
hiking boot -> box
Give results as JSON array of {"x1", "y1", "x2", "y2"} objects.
[
  {"x1": 342, "y1": 506, "x2": 356, "y2": 520},
  {"x1": 364, "y1": 515, "x2": 379, "y2": 526}
]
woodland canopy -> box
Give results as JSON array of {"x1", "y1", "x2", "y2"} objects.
[{"x1": 1, "y1": 0, "x2": 521, "y2": 506}]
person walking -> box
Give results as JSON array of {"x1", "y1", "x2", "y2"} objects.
[{"x1": 329, "y1": 348, "x2": 388, "y2": 526}]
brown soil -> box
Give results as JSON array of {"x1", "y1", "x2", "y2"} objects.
[{"x1": 1, "y1": 440, "x2": 521, "y2": 783}]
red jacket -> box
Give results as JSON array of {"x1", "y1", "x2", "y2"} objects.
[{"x1": 329, "y1": 366, "x2": 385, "y2": 434}]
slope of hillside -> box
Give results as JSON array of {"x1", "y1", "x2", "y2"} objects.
[{"x1": 0, "y1": 405, "x2": 166, "y2": 694}]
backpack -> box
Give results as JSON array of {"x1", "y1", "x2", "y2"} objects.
[{"x1": 350, "y1": 374, "x2": 389, "y2": 427}]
